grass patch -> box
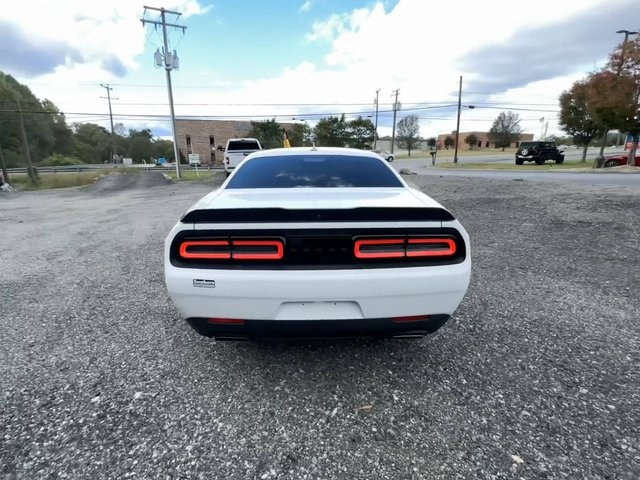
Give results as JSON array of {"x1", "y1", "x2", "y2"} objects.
[
  {"x1": 436, "y1": 160, "x2": 595, "y2": 171},
  {"x1": 11, "y1": 171, "x2": 105, "y2": 190},
  {"x1": 167, "y1": 170, "x2": 216, "y2": 181}
]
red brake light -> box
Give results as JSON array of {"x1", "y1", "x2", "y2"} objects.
[
  {"x1": 354, "y1": 236, "x2": 458, "y2": 259},
  {"x1": 179, "y1": 238, "x2": 284, "y2": 261},
  {"x1": 354, "y1": 238, "x2": 405, "y2": 258},
  {"x1": 406, "y1": 238, "x2": 456, "y2": 257},
  {"x1": 179, "y1": 240, "x2": 231, "y2": 259}
]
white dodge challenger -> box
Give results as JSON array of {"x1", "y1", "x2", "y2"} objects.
[{"x1": 165, "y1": 147, "x2": 471, "y2": 340}]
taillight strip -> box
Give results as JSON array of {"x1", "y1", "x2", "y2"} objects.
[
  {"x1": 179, "y1": 240, "x2": 231, "y2": 259},
  {"x1": 354, "y1": 238, "x2": 405, "y2": 259},
  {"x1": 354, "y1": 236, "x2": 458, "y2": 259},
  {"x1": 406, "y1": 238, "x2": 457, "y2": 257},
  {"x1": 231, "y1": 240, "x2": 284, "y2": 260}
]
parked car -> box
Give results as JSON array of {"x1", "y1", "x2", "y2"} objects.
[
  {"x1": 603, "y1": 153, "x2": 640, "y2": 167},
  {"x1": 371, "y1": 149, "x2": 394, "y2": 162},
  {"x1": 164, "y1": 147, "x2": 471, "y2": 340},
  {"x1": 515, "y1": 141, "x2": 565, "y2": 165}
]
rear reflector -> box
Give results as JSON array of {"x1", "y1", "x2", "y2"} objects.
[
  {"x1": 207, "y1": 317, "x2": 246, "y2": 325},
  {"x1": 392, "y1": 315, "x2": 431, "y2": 323}
]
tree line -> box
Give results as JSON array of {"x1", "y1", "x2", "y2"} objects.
[{"x1": 0, "y1": 71, "x2": 174, "y2": 172}]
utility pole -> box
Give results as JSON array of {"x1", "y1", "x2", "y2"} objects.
[
  {"x1": 141, "y1": 6, "x2": 186, "y2": 179},
  {"x1": 100, "y1": 84, "x2": 117, "y2": 163},
  {"x1": 374, "y1": 88, "x2": 380, "y2": 149},
  {"x1": 16, "y1": 97, "x2": 37, "y2": 184},
  {"x1": 0, "y1": 146, "x2": 9, "y2": 185},
  {"x1": 390, "y1": 89, "x2": 399, "y2": 154},
  {"x1": 453, "y1": 75, "x2": 462, "y2": 165}
]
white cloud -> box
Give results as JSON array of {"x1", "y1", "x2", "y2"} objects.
[
  {"x1": 5, "y1": 0, "x2": 622, "y2": 140},
  {"x1": 298, "y1": 1, "x2": 312, "y2": 13}
]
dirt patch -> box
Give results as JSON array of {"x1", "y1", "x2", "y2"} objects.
[{"x1": 88, "y1": 172, "x2": 173, "y2": 194}]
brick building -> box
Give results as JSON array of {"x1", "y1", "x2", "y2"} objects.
[
  {"x1": 436, "y1": 131, "x2": 534, "y2": 150},
  {"x1": 175, "y1": 119, "x2": 295, "y2": 165}
]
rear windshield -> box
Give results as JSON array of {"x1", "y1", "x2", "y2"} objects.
[
  {"x1": 226, "y1": 154, "x2": 403, "y2": 189},
  {"x1": 227, "y1": 140, "x2": 260, "y2": 151}
]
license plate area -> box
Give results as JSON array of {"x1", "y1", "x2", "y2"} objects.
[{"x1": 276, "y1": 301, "x2": 363, "y2": 320}]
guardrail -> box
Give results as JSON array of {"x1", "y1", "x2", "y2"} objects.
[{"x1": 6, "y1": 164, "x2": 225, "y2": 174}]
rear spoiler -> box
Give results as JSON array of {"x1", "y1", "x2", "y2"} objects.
[{"x1": 181, "y1": 207, "x2": 454, "y2": 223}]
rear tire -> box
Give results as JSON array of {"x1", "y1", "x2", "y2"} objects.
[
  {"x1": 604, "y1": 160, "x2": 618, "y2": 168},
  {"x1": 534, "y1": 158, "x2": 545, "y2": 165},
  {"x1": 555, "y1": 158, "x2": 564, "y2": 164},
  {"x1": 515, "y1": 158, "x2": 524, "y2": 165},
  {"x1": 387, "y1": 156, "x2": 394, "y2": 162}
]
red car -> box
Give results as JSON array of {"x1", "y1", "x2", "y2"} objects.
[{"x1": 603, "y1": 153, "x2": 640, "y2": 167}]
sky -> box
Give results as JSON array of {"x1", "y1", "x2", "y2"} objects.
[{"x1": 1, "y1": 0, "x2": 639, "y2": 141}]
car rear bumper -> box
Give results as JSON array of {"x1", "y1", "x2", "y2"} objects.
[
  {"x1": 165, "y1": 262, "x2": 470, "y2": 321},
  {"x1": 185, "y1": 314, "x2": 451, "y2": 340}
]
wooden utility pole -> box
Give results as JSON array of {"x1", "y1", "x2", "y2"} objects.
[
  {"x1": 16, "y1": 97, "x2": 37, "y2": 184},
  {"x1": 0, "y1": 145, "x2": 9, "y2": 185}
]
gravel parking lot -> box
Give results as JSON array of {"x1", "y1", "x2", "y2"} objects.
[{"x1": 1, "y1": 172, "x2": 639, "y2": 479}]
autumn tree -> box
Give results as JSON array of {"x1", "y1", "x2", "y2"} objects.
[
  {"x1": 464, "y1": 133, "x2": 479, "y2": 150},
  {"x1": 488, "y1": 111, "x2": 522, "y2": 150},
  {"x1": 586, "y1": 37, "x2": 640, "y2": 165},
  {"x1": 559, "y1": 79, "x2": 606, "y2": 162}
]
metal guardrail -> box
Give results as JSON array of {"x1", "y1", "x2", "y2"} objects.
[{"x1": 6, "y1": 164, "x2": 225, "y2": 174}]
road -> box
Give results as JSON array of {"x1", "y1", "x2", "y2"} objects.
[
  {"x1": 1, "y1": 173, "x2": 639, "y2": 479},
  {"x1": 392, "y1": 146, "x2": 627, "y2": 165}
]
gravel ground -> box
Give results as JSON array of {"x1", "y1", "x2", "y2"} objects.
[{"x1": 1, "y1": 172, "x2": 639, "y2": 479}]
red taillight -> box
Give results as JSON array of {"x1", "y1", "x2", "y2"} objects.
[
  {"x1": 392, "y1": 314, "x2": 431, "y2": 323},
  {"x1": 231, "y1": 240, "x2": 284, "y2": 260},
  {"x1": 179, "y1": 238, "x2": 284, "y2": 261},
  {"x1": 179, "y1": 240, "x2": 231, "y2": 259},
  {"x1": 207, "y1": 317, "x2": 245, "y2": 325},
  {"x1": 406, "y1": 238, "x2": 456, "y2": 257},
  {"x1": 354, "y1": 236, "x2": 457, "y2": 259},
  {"x1": 354, "y1": 238, "x2": 405, "y2": 258}
]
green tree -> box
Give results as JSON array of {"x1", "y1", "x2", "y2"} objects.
[
  {"x1": 427, "y1": 137, "x2": 436, "y2": 149},
  {"x1": 153, "y1": 139, "x2": 174, "y2": 160},
  {"x1": 559, "y1": 79, "x2": 605, "y2": 162},
  {"x1": 247, "y1": 118, "x2": 282, "y2": 149},
  {"x1": 347, "y1": 116, "x2": 375, "y2": 149},
  {"x1": 313, "y1": 115, "x2": 348, "y2": 147},
  {"x1": 396, "y1": 114, "x2": 421, "y2": 156},
  {"x1": 465, "y1": 133, "x2": 479, "y2": 150},
  {"x1": 288, "y1": 123, "x2": 314, "y2": 147},
  {"x1": 0, "y1": 72, "x2": 58, "y2": 166},
  {"x1": 444, "y1": 136, "x2": 454, "y2": 149},
  {"x1": 488, "y1": 111, "x2": 522, "y2": 150},
  {"x1": 72, "y1": 123, "x2": 111, "y2": 163}
]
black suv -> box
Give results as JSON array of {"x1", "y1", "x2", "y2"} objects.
[{"x1": 515, "y1": 141, "x2": 565, "y2": 165}]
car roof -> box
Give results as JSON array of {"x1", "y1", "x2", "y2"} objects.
[{"x1": 247, "y1": 146, "x2": 384, "y2": 160}]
